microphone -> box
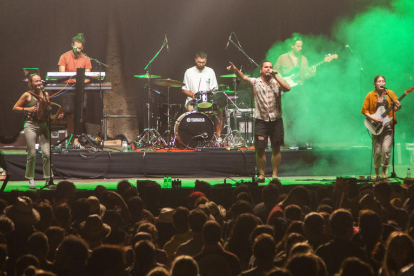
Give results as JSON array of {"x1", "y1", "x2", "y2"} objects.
[
  {"x1": 40, "y1": 84, "x2": 45, "y2": 92},
  {"x1": 380, "y1": 85, "x2": 388, "y2": 89},
  {"x1": 268, "y1": 70, "x2": 277, "y2": 75},
  {"x1": 225, "y1": 32, "x2": 232, "y2": 50},
  {"x1": 165, "y1": 34, "x2": 170, "y2": 52},
  {"x1": 345, "y1": 45, "x2": 354, "y2": 53},
  {"x1": 73, "y1": 46, "x2": 77, "y2": 55}
]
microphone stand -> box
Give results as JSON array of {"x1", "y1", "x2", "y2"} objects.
[
  {"x1": 139, "y1": 37, "x2": 168, "y2": 149},
  {"x1": 345, "y1": 46, "x2": 366, "y2": 144},
  {"x1": 82, "y1": 53, "x2": 109, "y2": 142},
  {"x1": 41, "y1": 101, "x2": 57, "y2": 190},
  {"x1": 383, "y1": 88, "x2": 398, "y2": 179},
  {"x1": 227, "y1": 35, "x2": 260, "y2": 180}
]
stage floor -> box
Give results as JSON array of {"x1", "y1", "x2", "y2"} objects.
[
  {"x1": 2, "y1": 144, "x2": 412, "y2": 187},
  {"x1": 2, "y1": 175, "x2": 406, "y2": 193}
]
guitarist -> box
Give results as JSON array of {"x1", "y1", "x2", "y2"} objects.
[
  {"x1": 13, "y1": 74, "x2": 63, "y2": 189},
  {"x1": 361, "y1": 75, "x2": 401, "y2": 179},
  {"x1": 274, "y1": 36, "x2": 316, "y2": 147},
  {"x1": 274, "y1": 36, "x2": 316, "y2": 84}
]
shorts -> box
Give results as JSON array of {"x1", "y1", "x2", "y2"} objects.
[{"x1": 255, "y1": 118, "x2": 284, "y2": 149}]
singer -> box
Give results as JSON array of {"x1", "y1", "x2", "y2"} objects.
[
  {"x1": 227, "y1": 61, "x2": 290, "y2": 182},
  {"x1": 58, "y1": 33, "x2": 92, "y2": 148},
  {"x1": 12, "y1": 74, "x2": 62, "y2": 189},
  {"x1": 182, "y1": 51, "x2": 224, "y2": 140},
  {"x1": 361, "y1": 75, "x2": 401, "y2": 179}
]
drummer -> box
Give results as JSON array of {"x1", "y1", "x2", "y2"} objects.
[{"x1": 182, "y1": 51, "x2": 223, "y2": 140}]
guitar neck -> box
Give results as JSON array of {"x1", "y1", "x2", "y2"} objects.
[
  {"x1": 381, "y1": 92, "x2": 406, "y2": 118},
  {"x1": 296, "y1": 60, "x2": 325, "y2": 77}
]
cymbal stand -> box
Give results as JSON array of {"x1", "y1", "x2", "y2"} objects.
[
  {"x1": 217, "y1": 91, "x2": 247, "y2": 148},
  {"x1": 166, "y1": 86, "x2": 173, "y2": 149},
  {"x1": 138, "y1": 36, "x2": 169, "y2": 149}
]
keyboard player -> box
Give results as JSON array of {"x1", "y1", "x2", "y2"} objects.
[{"x1": 58, "y1": 33, "x2": 92, "y2": 147}]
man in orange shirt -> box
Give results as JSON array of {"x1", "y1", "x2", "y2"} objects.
[
  {"x1": 58, "y1": 33, "x2": 92, "y2": 147},
  {"x1": 361, "y1": 75, "x2": 401, "y2": 179}
]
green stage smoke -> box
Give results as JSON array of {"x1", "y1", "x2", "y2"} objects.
[{"x1": 263, "y1": 0, "x2": 414, "y2": 173}]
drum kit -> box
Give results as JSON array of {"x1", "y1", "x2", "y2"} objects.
[{"x1": 134, "y1": 73, "x2": 254, "y2": 150}]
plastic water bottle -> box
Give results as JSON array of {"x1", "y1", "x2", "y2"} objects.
[
  {"x1": 167, "y1": 176, "x2": 172, "y2": 188},
  {"x1": 408, "y1": 168, "x2": 411, "y2": 178},
  {"x1": 122, "y1": 140, "x2": 128, "y2": 152}
]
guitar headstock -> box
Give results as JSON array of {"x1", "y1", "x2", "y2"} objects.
[
  {"x1": 324, "y1": 54, "x2": 338, "y2": 62},
  {"x1": 405, "y1": 85, "x2": 414, "y2": 95}
]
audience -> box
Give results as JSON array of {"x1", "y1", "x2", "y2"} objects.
[
  {"x1": 316, "y1": 209, "x2": 369, "y2": 275},
  {"x1": 194, "y1": 221, "x2": 241, "y2": 276},
  {"x1": 0, "y1": 178, "x2": 412, "y2": 276},
  {"x1": 163, "y1": 206, "x2": 191, "y2": 262},
  {"x1": 176, "y1": 209, "x2": 207, "y2": 257}
]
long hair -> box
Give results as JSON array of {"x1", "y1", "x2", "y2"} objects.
[{"x1": 383, "y1": 232, "x2": 414, "y2": 276}]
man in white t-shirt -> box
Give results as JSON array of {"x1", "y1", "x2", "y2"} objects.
[{"x1": 182, "y1": 52, "x2": 223, "y2": 139}]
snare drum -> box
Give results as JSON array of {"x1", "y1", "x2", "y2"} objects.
[
  {"x1": 195, "y1": 91, "x2": 213, "y2": 108},
  {"x1": 174, "y1": 112, "x2": 214, "y2": 148}
]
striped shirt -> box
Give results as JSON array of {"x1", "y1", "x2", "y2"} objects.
[{"x1": 246, "y1": 77, "x2": 282, "y2": 121}]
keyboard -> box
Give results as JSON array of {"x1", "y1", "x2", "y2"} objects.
[
  {"x1": 45, "y1": 82, "x2": 112, "y2": 90},
  {"x1": 46, "y1": 72, "x2": 106, "y2": 81}
]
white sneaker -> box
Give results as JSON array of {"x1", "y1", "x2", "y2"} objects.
[{"x1": 29, "y1": 179, "x2": 36, "y2": 190}]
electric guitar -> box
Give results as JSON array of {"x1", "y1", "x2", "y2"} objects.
[
  {"x1": 283, "y1": 54, "x2": 338, "y2": 88},
  {"x1": 364, "y1": 85, "x2": 413, "y2": 135}
]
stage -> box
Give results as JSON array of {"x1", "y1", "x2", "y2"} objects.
[{"x1": 2, "y1": 143, "x2": 411, "y2": 182}]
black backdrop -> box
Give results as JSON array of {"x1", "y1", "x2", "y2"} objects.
[{"x1": 0, "y1": 0, "x2": 355, "y2": 137}]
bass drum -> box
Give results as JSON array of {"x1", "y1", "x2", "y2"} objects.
[{"x1": 174, "y1": 112, "x2": 214, "y2": 149}]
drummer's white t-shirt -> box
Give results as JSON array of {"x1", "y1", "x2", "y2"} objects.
[{"x1": 182, "y1": 66, "x2": 218, "y2": 106}]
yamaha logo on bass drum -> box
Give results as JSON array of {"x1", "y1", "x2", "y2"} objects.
[{"x1": 186, "y1": 118, "x2": 205, "y2": 123}]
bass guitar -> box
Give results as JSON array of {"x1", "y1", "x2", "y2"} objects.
[
  {"x1": 364, "y1": 85, "x2": 413, "y2": 135},
  {"x1": 283, "y1": 54, "x2": 338, "y2": 88}
]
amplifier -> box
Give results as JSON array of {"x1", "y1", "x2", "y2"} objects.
[{"x1": 0, "y1": 131, "x2": 26, "y2": 149}]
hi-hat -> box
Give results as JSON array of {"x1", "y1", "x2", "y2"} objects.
[
  {"x1": 134, "y1": 74, "x2": 161, "y2": 79},
  {"x1": 220, "y1": 73, "x2": 250, "y2": 78},
  {"x1": 152, "y1": 78, "x2": 184, "y2": 87}
]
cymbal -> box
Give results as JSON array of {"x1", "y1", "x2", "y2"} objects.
[
  {"x1": 134, "y1": 74, "x2": 161, "y2": 79},
  {"x1": 152, "y1": 78, "x2": 184, "y2": 87},
  {"x1": 220, "y1": 73, "x2": 250, "y2": 78},
  {"x1": 215, "y1": 90, "x2": 235, "y2": 93}
]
